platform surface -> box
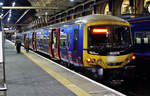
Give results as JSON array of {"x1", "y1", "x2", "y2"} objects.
[{"x1": 5, "y1": 40, "x2": 125, "y2": 96}]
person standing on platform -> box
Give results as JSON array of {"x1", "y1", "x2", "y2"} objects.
[
  {"x1": 15, "y1": 37, "x2": 21, "y2": 53},
  {"x1": 24, "y1": 38, "x2": 30, "y2": 52}
]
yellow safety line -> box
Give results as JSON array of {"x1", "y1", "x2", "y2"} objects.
[{"x1": 22, "y1": 51, "x2": 91, "y2": 96}]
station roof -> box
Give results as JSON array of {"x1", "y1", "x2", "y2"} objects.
[
  {"x1": 2, "y1": 0, "x2": 87, "y2": 25},
  {"x1": 28, "y1": 0, "x2": 86, "y2": 16}
]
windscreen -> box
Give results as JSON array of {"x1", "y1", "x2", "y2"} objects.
[{"x1": 88, "y1": 25, "x2": 132, "y2": 55}]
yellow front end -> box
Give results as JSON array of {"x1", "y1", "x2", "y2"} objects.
[
  {"x1": 83, "y1": 21, "x2": 134, "y2": 69},
  {"x1": 83, "y1": 50, "x2": 134, "y2": 69}
]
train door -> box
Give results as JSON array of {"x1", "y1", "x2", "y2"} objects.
[
  {"x1": 60, "y1": 28, "x2": 68, "y2": 63},
  {"x1": 29, "y1": 32, "x2": 32, "y2": 48},
  {"x1": 48, "y1": 29, "x2": 53, "y2": 57},
  {"x1": 72, "y1": 26, "x2": 80, "y2": 66},
  {"x1": 32, "y1": 32, "x2": 37, "y2": 51},
  {"x1": 53, "y1": 28, "x2": 60, "y2": 60},
  {"x1": 51, "y1": 29, "x2": 55, "y2": 58}
]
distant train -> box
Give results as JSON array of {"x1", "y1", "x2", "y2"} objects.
[
  {"x1": 21, "y1": 14, "x2": 136, "y2": 80},
  {"x1": 128, "y1": 16, "x2": 150, "y2": 72}
]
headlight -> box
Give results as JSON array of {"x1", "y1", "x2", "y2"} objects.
[
  {"x1": 87, "y1": 58, "x2": 92, "y2": 63},
  {"x1": 87, "y1": 58, "x2": 96, "y2": 63},
  {"x1": 131, "y1": 56, "x2": 136, "y2": 60}
]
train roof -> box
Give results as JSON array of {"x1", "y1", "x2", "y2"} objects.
[
  {"x1": 127, "y1": 16, "x2": 150, "y2": 22},
  {"x1": 75, "y1": 14, "x2": 128, "y2": 24},
  {"x1": 32, "y1": 14, "x2": 129, "y2": 32}
]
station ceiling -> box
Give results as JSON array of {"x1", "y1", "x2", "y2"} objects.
[
  {"x1": 2, "y1": 0, "x2": 87, "y2": 26},
  {"x1": 28, "y1": 0, "x2": 87, "y2": 16}
]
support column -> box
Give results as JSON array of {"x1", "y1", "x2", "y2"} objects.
[
  {"x1": 109, "y1": 0, "x2": 122, "y2": 16},
  {"x1": 135, "y1": 0, "x2": 144, "y2": 14},
  {"x1": 96, "y1": 2, "x2": 107, "y2": 14},
  {"x1": 129, "y1": 0, "x2": 144, "y2": 14}
]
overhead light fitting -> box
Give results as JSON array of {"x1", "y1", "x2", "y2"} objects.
[
  {"x1": 12, "y1": 2, "x2": 16, "y2": 7},
  {"x1": 45, "y1": 12, "x2": 48, "y2": 15},
  {"x1": 7, "y1": 17, "x2": 10, "y2": 22},
  {"x1": 70, "y1": 0, "x2": 74, "y2": 2},
  {"x1": 0, "y1": 2, "x2": 3, "y2": 6}
]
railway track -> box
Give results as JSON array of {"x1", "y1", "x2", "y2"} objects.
[{"x1": 36, "y1": 51, "x2": 150, "y2": 96}]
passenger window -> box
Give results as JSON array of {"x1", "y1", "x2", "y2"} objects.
[
  {"x1": 60, "y1": 33, "x2": 67, "y2": 48},
  {"x1": 53, "y1": 30, "x2": 56, "y2": 48},
  {"x1": 135, "y1": 32, "x2": 150, "y2": 44}
]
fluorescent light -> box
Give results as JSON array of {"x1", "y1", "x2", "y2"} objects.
[
  {"x1": 70, "y1": 0, "x2": 74, "y2": 2},
  {"x1": 45, "y1": 12, "x2": 48, "y2": 15},
  {"x1": 0, "y1": 2, "x2": 3, "y2": 6},
  {"x1": 12, "y1": 2, "x2": 16, "y2": 6},
  {"x1": 7, "y1": 17, "x2": 10, "y2": 22},
  {"x1": 4, "y1": 28, "x2": 9, "y2": 31}
]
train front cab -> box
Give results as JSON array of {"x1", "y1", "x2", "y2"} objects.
[{"x1": 83, "y1": 21, "x2": 136, "y2": 79}]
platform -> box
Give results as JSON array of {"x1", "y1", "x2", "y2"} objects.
[{"x1": 5, "y1": 40, "x2": 125, "y2": 96}]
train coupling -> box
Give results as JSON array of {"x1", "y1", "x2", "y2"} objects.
[{"x1": 125, "y1": 65, "x2": 136, "y2": 70}]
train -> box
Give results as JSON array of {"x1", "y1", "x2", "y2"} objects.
[
  {"x1": 21, "y1": 14, "x2": 136, "y2": 80},
  {"x1": 127, "y1": 16, "x2": 150, "y2": 73}
]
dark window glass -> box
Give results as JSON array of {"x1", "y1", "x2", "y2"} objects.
[
  {"x1": 67, "y1": 34, "x2": 70, "y2": 48},
  {"x1": 60, "y1": 33, "x2": 67, "y2": 48},
  {"x1": 55, "y1": 32, "x2": 59, "y2": 48},
  {"x1": 53, "y1": 30, "x2": 57, "y2": 48},
  {"x1": 135, "y1": 32, "x2": 150, "y2": 45},
  {"x1": 48, "y1": 32, "x2": 52, "y2": 44},
  {"x1": 74, "y1": 29, "x2": 79, "y2": 51},
  {"x1": 88, "y1": 25, "x2": 131, "y2": 53}
]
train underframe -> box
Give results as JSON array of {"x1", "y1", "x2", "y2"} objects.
[{"x1": 86, "y1": 64, "x2": 136, "y2": 82}]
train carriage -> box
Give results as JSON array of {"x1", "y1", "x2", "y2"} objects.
[{"x1": 127, "y1": 16, "x2": 150, "y2": 73}]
